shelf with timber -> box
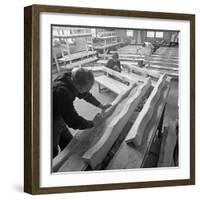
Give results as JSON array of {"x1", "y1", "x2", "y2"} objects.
[
  {"x1": 52, "y1": 29, "x2": 96, "y2": 73},
  {"x1": 93, "y1": 32, "x2": 123, "y2": 59}
]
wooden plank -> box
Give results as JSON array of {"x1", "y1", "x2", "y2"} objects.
[
  {"x1": 97, "y1": 60, "x2": 160, "y2": 79},
  {"x1": 96, "y1": 35, "x2": 118, "y2": 39},
  {"x1": 148, "y1": 64, "x2": 178, "y2": 72},
  {"x1": 97, "y1": 59, "x2": 178, "y2": 79},
  {"x1": 86, "y1": 65, "x2": 156, "y2": 86},
  {"x1": 60, "y1": 56, "x2": 98, "y2": 70},
  {"x1": 122, "y1": 62, "x2": 160, "y2": 79},
  {"x1": 58, "y1": 154, "x2": 87, "y2": 172},
  {"x1": 85, "y1": 66, "x2": 104, "y2": 72},
  {"x1": 125, "y1": 74, "x2": 167, "y2": 146},
  {"x1": 157, "y1": 122, "x2": 177, "y2": 167},
  {"x1": 101, "y1": 55, "x2": 178, "y2": 68},
  {"x1": 110, "y1": 50, "x2": 178, "y2": 60},
  {"x1": 82, "y1": 78, "x2": 152, "y2": 169},
  {"x1": 107, "y1": 83, "x2": 170, "y2": 170},
  {"x1": 54, "y1": 83, "x2": 138, "y2": 172},
  {"x1": 109, "y1": 52, "x2": 178, "y2": 62},
  {"x1": 95, "y1": 75, "x2": 128, "y2": 94},
  {"x1": 150, "y1": 60, "x2": 178, "y2": 66},
  {"x1": 101, "y1": 66, "x2": 136, "y2": 83},
  {"x1": 52, "y1": 83, "x2": 137, "y2": 172},
  {"x1": 146, "y1": 68, "x2": 178, "y2": 79}
]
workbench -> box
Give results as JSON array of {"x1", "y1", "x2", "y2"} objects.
[{"x1": 52, "y1": 75, "x2": 171, "y2": 172}]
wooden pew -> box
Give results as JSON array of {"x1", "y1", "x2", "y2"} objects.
[
  {"x1": 52, "y1": 82, "x2": 137, "y2": 172},
  {"x1": 82, "y1": 78, "x2": 151, "y2": 169},
  {"x1": 125, "y1": 74, "x2": 168, "y2": 146}
]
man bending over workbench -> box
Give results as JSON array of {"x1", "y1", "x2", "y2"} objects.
[{"x1": 53, "y1": 68, "x2": 111, "y2": 158}]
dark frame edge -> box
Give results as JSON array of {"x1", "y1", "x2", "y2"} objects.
[
  {"x1": 31, "y1": 4, "x2": 194, "y2": 20},
  {"x1": 35, "y1": 179, "x2": 193, "y2": 195},
  {"x1": 24, "y1": 5, "x2": 34, "y2": 194},
  {"x1": 190, "y1": 14, "x2": 195, "y2": 185},
  {"x1": 24, "y1": 5, "x2": 40, "y2": 195}
]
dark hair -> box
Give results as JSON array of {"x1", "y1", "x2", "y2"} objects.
[
  {"x1": 73, "y1": 68, "x2": 94, "y2": 87},
  {"x1": 142, "y1": 43, "x2": 146, "y2": 47},
  {"x1": 112, "y1": 53, "x2": 119, "y2": 59}
]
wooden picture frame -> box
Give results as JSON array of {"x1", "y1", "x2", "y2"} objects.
[{"x1": 24, "y1": 4, "x2": 195, "y2": 194}]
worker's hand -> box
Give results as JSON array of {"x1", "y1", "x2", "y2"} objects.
[
  {"x1": 113, "y1": 65, "x2": 119, "y2": 70},
  {"x1": 99, "y1": 103, "x2": 112, "y2": 111},
  {"x1": 93, "y1": 113, "x2": 103, "y2": 125},
  {"x1": 86, "y1": 121, "x2": 95, "y2": 129}
]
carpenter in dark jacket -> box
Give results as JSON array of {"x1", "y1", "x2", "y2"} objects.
[
  {"x1": 106, "y1": 53, "x2": 121, "y2": 72},
  {"x1": 53, "y1": 68, "x2": 111, "y2": 158}
]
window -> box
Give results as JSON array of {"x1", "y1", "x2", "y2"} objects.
[
  {"x1": 147, "y1": 31, "x2": 155, "y2": 38},
  {"x1": 155, "y1": 32, "x2": 163, "y2": 38},
  {"x1": 126, "y1": 30, "x2": 134, "y2": 37}
]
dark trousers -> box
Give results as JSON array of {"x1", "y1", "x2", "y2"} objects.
[{"x1": 53, "y1": 116, "x2": 73, "y2": 158}]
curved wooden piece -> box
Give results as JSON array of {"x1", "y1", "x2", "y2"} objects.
[
  {"x1": 124, "y1": 63, "x2": 160, "y2": 79},
  {"x1": 107, "y1": 84, "x2": 170, "y2": 170},
  {"x1": 125, "y1": 74, "x2": 167, "y2": 146},
  {"x1": 52, "y1": 82, "x2": 136, "y2": 172},
  {"x1": 82, "y1": 78, "x2": 151, "y2": 169}
]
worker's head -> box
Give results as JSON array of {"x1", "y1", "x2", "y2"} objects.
[
  {"x1": 112, "y1": 53, "x2": 119, "y2": 61},
  {"x1": 72, "y1": 67, "x2": 95, "y2": 93},
  {"x1": 142, "y1": 42, "x2": 146, "y2": 47}
]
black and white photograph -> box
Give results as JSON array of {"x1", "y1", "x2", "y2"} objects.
[
  {"x1": 23, "y1": 4, "x2": 195, "y2": 194},
  {"x1": 52, "y1": 26, "x2": 179, "y2": 173}
]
